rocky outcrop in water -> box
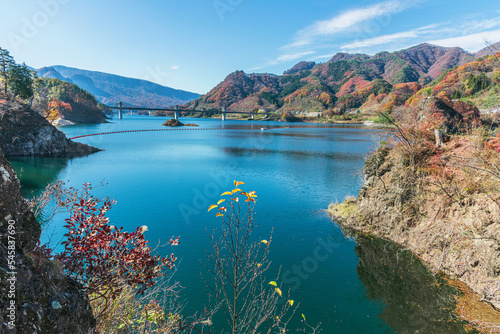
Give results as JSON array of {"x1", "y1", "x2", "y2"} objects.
[
  {"x1": 0, "y1": 147, "x2": 95, "y2": 333},
  {"x1": 0, "y1": 99, "x2": 100, "y2": 156}
]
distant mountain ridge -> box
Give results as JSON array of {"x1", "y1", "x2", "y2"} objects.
[
  {"x1": 37, "y1": 65, "x2": 201, "y2": 108},
  {"x1": 394, "y1": 43, "x2": 474, "y2": 79},
  {"x1": 188, "y1": 42, "x2": 497, "y2": 114}
]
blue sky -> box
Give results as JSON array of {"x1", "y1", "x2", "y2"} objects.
[{"x1": 0, "y1": 0, "x2": 499, "y2": 94}]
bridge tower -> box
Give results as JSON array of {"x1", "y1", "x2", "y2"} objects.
[
  {"x1": 118, "y1": 102, "x2": 123, "y2": 119},
  {"x1": 222, "y1": 107, "x2": 226, "y2": 121},
  {"x1": 174, "y1": 105, "x2": 179, "y2": 120}
]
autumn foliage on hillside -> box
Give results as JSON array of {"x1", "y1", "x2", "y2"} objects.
[
  {"x1": 44, "y1": 99, "x2": 72, "y2": 122},
  {"x1": 187, "y1": 44, "x2": 490, "y2": 117},
  {"x1": 34, "y1": 77, "x2": 108, "y2": 123}
]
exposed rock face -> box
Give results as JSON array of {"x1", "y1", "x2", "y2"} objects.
[
  {"x1": 0, "y1": 148, "x2": 95, "y2": 333},
  {"x1": 330, "y1": 147, "x2": 500, "y2": 310},
  {"x1": 0, "y1": 99, "x2": 100, "y2": 156}
]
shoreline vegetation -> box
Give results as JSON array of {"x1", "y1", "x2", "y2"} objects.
[{"x1": 328, "y1": 101, "x2": 500, "y2": 331}]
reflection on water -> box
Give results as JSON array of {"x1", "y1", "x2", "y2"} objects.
[
  {"x1": 354, "y1": 235, "x2": 476, "y2": 333},
  {"x1": 8, "y1": 156, "x2": 72, "y2": 197},
  {"x1": 222, "y1": 146, "x2": 362, "y2": 161}
]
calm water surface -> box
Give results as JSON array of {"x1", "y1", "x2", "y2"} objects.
[{"x1": 10, "y1": 116, "x2": 470, "y2": 333}]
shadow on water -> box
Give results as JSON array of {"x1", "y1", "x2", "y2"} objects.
[
  {"x1": 353, "y1": 234, "x2": 479, "y2": 333},
  {"x1": 222, "y1": 146, "x2": 363, "y2": 161},
  {"x1": 8, "y1": 156, "x2": 72, "y2": 197}
]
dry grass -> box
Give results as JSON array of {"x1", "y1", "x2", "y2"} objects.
[
  {"x1": 90, "y1": 277, "x2": 212, "y2": 334},
  {"x1": 327, "y1": 196, "x2": 358, "y2": 220}
]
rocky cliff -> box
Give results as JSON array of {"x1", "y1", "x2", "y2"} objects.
[
  {"x1": 0, "y1": 98, "x2": 100, "y2": 156},
  {"x1": 0, "y1": 147, "x2": 95, "y2": 333},
  {"x1": 329, "y1": 143, "x2": 500, "y2": 313}
]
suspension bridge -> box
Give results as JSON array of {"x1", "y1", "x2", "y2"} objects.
[{"x1": 106, "y1": 102, "x2": 266, "y2": 121}]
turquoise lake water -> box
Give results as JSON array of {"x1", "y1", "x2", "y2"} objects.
[{"x1": 9, "y1": 116, "x2": 470, "y2": 333}]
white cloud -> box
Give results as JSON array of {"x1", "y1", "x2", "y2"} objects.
[
  {"x1": 341, "y1": 31, "x2": 419, "y2": 50},
  {"x1": 314, "y1": 54, "x2": 336, "y2": 60},
  {"x1": 247, "y1": 51, "x2": 316, "y2": 73},
  {"x1": 461, "y1": 16, "x2": 500, "y2": 34},
  {"x1": 171, "y1": 65, "x2": 180, "y2": 70},
  {"x1": 428, "y1": 28, "x2": 500, "y2": 52},
  {"x1": 340, "y1": 23, "x2": 441, "y2": 51},
  {"x1": 285, "y1": 0, "x2": 420, "y2": 48},
  {"x1": 275, "y1": 51, "x2": 316, "y2": 63}
]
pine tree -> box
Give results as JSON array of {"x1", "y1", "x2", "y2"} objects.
[
  {"x1": 0, "y1": 47, "x2": 15, "y2": 94},
  {"x1": 9, "y1": 63, "x2": 35, "y2": 100}
]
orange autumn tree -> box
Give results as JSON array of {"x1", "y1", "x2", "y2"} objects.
[{"x1": 45, "y1": 98, "x2": 72, "y2": 122}]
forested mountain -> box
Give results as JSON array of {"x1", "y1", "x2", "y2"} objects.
[
  {"x1": 37, "y1": 65, "x2": 200, "y2": 108},
  {"x1": 188, "y1": 43, "x2": 497, "y2": 115},
  {"x1": 34, "y1": 78, "x2": 109, "y2": 124}
]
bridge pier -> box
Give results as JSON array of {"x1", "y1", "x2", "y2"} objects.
[
  {"x1": 174, "y1": 105, "x2": 179, "y2": 120},
  {"x1": 222, "y1": 107, "x2": 226, "y2": 121},
  {"x1": 118, "y1": 102, "x2": 123, "y2": 119}
]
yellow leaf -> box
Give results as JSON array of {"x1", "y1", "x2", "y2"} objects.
[
  {"x1": 234, "y1": 181, "x2": 245, "y2": 187},
  {"x1": 268, "y1": 281, "x2": 277, "y2": 287},
  {"x1": 275, "y1": 288, "x2": 282, "y2": 297},
  {"x1": 216, "y1": 213, "x2": 223, "y2": 217},
  {"x1": 245, "y1": 198, "x2": 255, "y2": 202},
  {"x1": 217, "y1": 199, "x2": 226, "y2": 205},
  {"x1": 261, "y1": 240, "x2": 268, "y2": 245},
  {"x1": 257, "y1": 263, "x2": 261, "y2": 268},
  {"x1": 231, "y1": 188, "x2": 242, "y2": 194},
  {"x1": 208, "y1": 205, "x2": 218, "y2": 212},
  {"x1": 302, "y1": 314, "x2": 306, "y2": 321},
  {"x1": 221, "y1": 192, "x2": 232, "y2": 196},
  {"x1": 288, "y1": 300, "x2": 294, "y2": 306}
]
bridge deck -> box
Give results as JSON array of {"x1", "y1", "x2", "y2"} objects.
[{"x1": 106, "y1": 106, "x2": 256, "y2": 114}]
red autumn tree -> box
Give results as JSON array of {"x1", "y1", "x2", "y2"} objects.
[{"x1": 56, "y1": 183, "x2": 179, "y2": 299}]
